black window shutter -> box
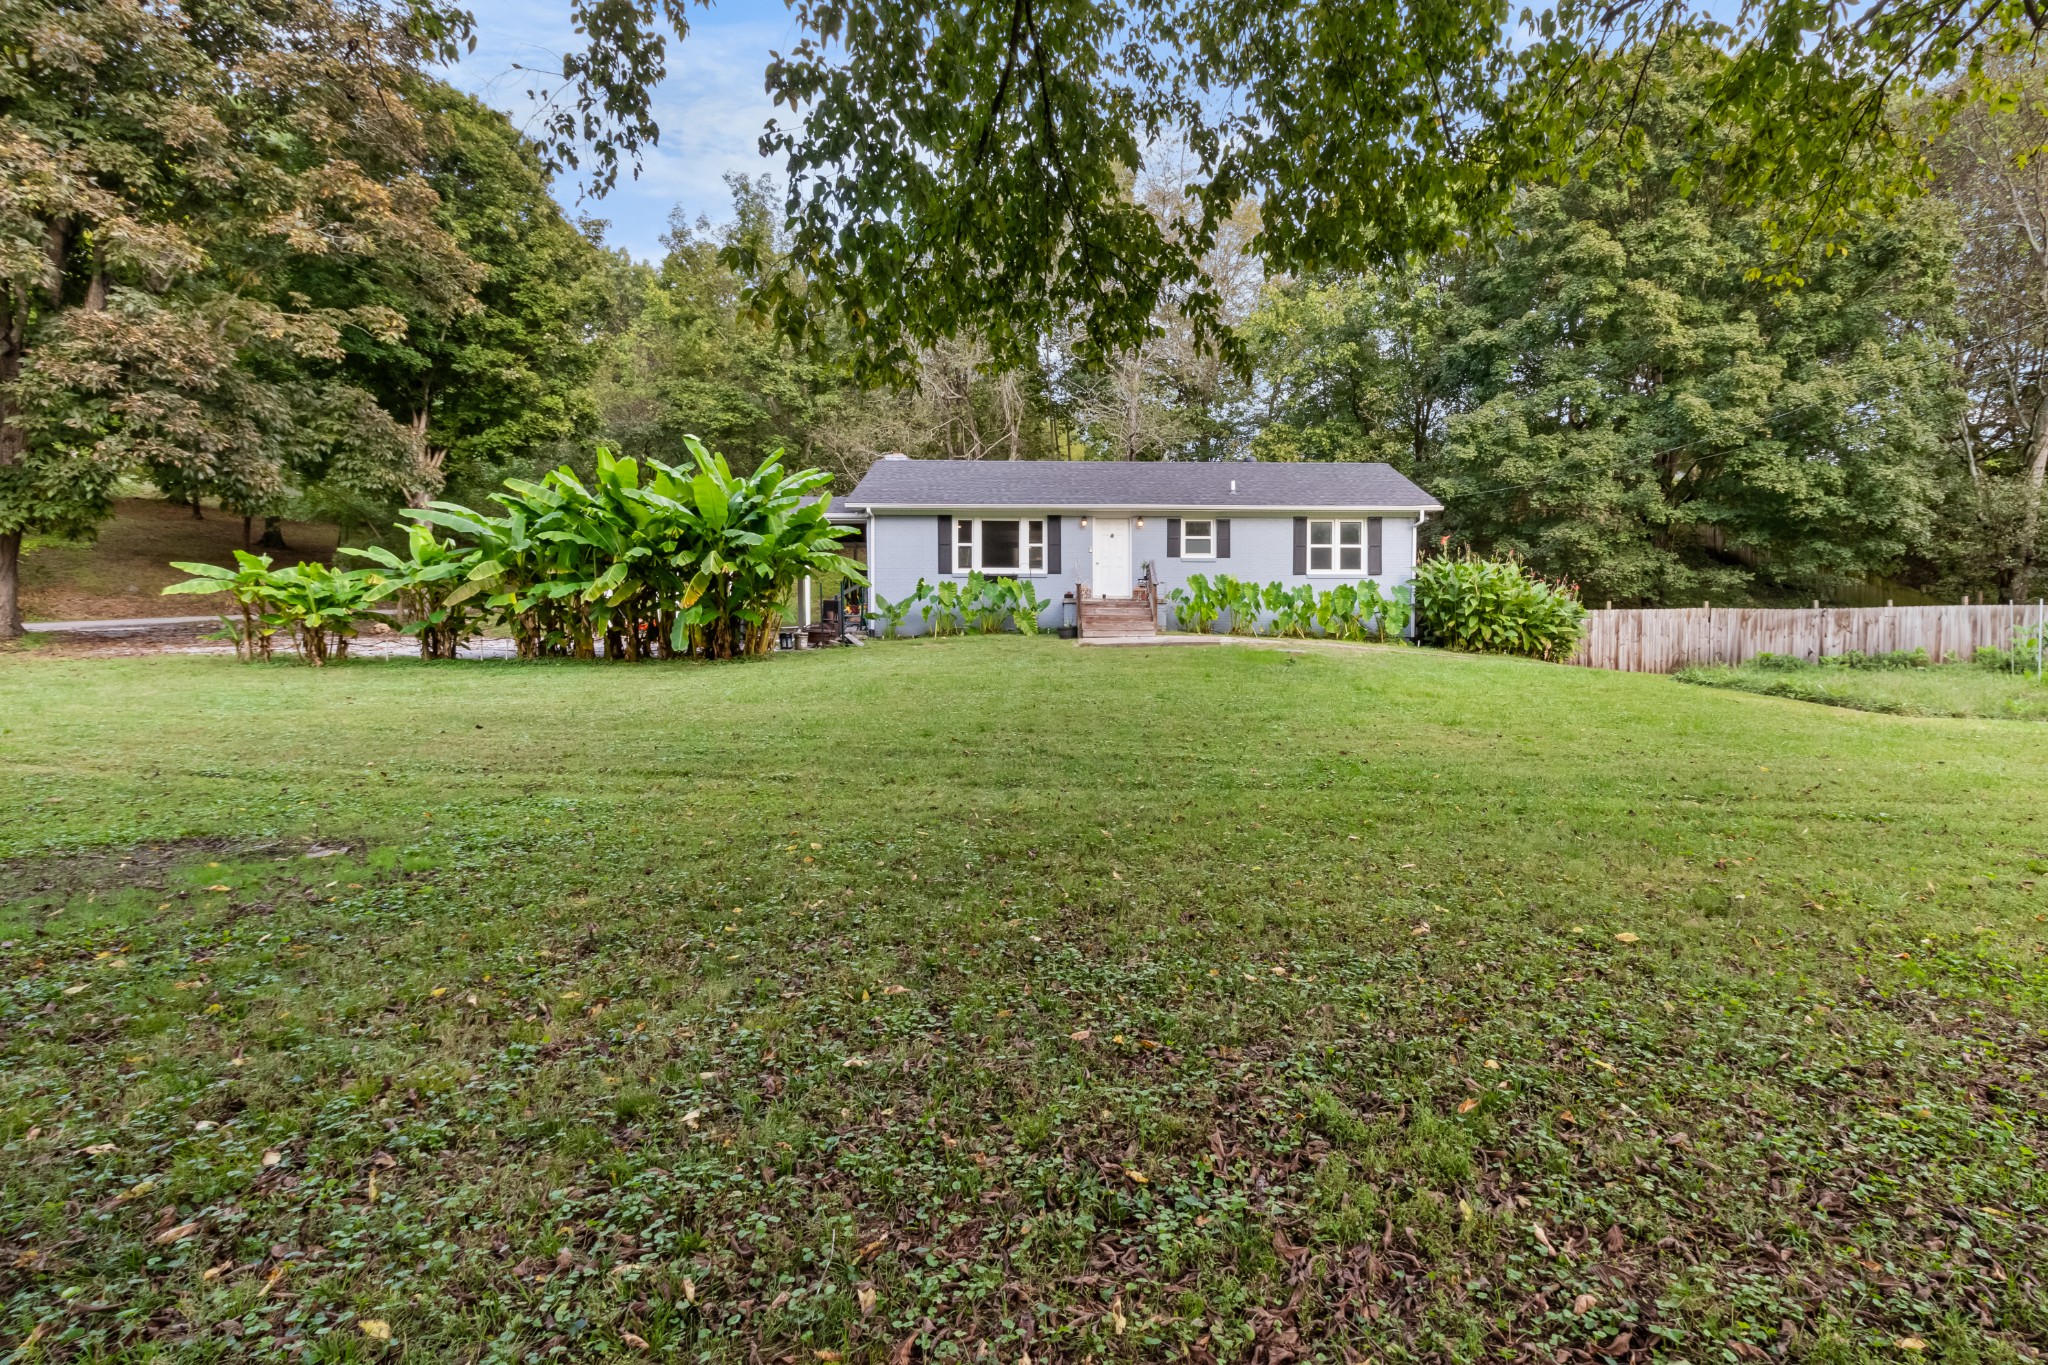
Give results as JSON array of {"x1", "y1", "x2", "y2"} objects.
[
  {"x1": 937, "y1": 515, "x2": 950, "y2": 573},
  {"x1": 1166, "y1": 517, "x2": 1181, "y2": 557},
  {"x1": 1217, "y1": 519, "x2": 1231, "y2": 559},
  {"x1": 1367, "y1": 517, "x2": 1383, "y2": 576},
  {"x1": 1047, "y1": 516, "x2": 1061, "y2": 574},
  {"x1": 1293, "y1": 517, "x2": 1308, "y2": 575}
]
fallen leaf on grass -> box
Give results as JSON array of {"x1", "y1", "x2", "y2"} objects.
[
  {"x1": 77, "y1": 1143, "x2": 117, "y2": 1156},
  {"x1": 857, "y1": 1285, "x2": 877, "y2": 1316},
  {"x1": 882, "y1": 984, "x2": 908, "y2": 995},
  {"x1": 681, "y1": 1277, "x2": 697, "y2": 1304},
  {"x1": 1614, "y1": 932, "x2": 1639, "y2": 943},
  {"x1": 682, "y1": 1110, "x2": 702, "y2": 1129},
  {"x1": 1895, "y1": 1340, "x2": 1926, "y2": 1352},
  {"x1": 154, "y1": 1221, "x2": 199, "y2": 1245},
  {"x1": 1123, "y1": 1167, "x2": 1148, "y2": 1184},
  {"x1": 1573, "y1": 1293, "x2": 1598, "y2": 1314},
  {"x1": 1411, "y1": 923, "x2": 1430, "y2": 936},
  {"x1": 1069, "y1": 1029, "x2": 1091, "y2": 1041},
  {"x1": 359, "y1": 1319, "x2": 392, "y2": 1341},
  {"x1": 262, "y1": 1149, "x2": 282, "y2": 1167},
  {"x1": 1457, "y1": 1098, "x2": 1479, "y2": 1114},
  {"x1": 621, "y1": 1332, "x2": 649, "y2": 1350},
  {"x1": 816, "y1": 1352, "x2": 843, "y2": 1362}
]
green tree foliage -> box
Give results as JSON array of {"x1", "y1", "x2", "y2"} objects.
[
  {"x1": 1244, "y1": 45, "x2": 1963, "y2": 606},
  {"x1": 1920, "y1": 59, "x2": 2048, "y2": 601},
  {"x1": 595, "y1": 175, "x2": 1070, "y2": 479},
  {"x1": 1241, "y1": 270, "x2": 1458, "y2": 467},
  {"x1": 0, "y1": 0, "x2": 469, "y2": 636},
  {"x1": 1431, "y1": 47, "x2": 1960, "y2": 605},
  {"x1": 596, "y1": 177, "x2": 847, "y2": 473},
  {"x1": 506, "y1": 0, "x2": 2044, "y2": 380},
  {"x1": 289, "y1": 84, "x2": 613, "y2": 521}
]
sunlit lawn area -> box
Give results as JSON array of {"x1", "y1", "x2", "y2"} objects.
[{"x1": 1, "y1": 638, "x2": 2043, "y2": 1364}]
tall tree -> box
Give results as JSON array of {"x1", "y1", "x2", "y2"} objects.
[
  {"x1": 1922, "y1": 64, "x2": 2048, "y2": 600},
  {"x1": 0, "y1": 0, "x2": 465, "y2": 636},
  {"x1": 289, "y1": 84, "x2": 611, "y2": 520},
  {"x1": 1428, "y1": 43, "x2": 1961, "y2": 605},
  {"x1": 1240, "y1": 267, "x2": 1460, "y2": 468}
]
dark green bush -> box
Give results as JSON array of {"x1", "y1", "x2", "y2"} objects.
[
  {"x1": 1754, "y1": 648, "x2": 1929, "y2": 671},
  {"x1": 1412, "y1": 555, "x2": 1586, "y2": 660}
]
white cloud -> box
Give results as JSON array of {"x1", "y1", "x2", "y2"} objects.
[{"x1": 447, "y1": 0, "x2": 799, "y2": 261}]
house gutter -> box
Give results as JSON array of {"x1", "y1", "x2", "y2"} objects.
[{"x1": 845, "y1": 503, "x2": 1445, "y2": 515}]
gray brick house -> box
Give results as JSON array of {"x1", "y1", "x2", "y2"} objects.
[{"x1": 835, "y1": 459, "x2": 1442, "y2": 637}]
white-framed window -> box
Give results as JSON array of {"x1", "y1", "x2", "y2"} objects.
[
  {"x1": 957, "y1": 518, "x2": 1046, "y2": 573},
  {"x1": 1183, "y1": 518, "x2": 1215, "y2": 558},
  {"x1": 1307, "y1": 519, "x2": 1366, "y2": 573}
]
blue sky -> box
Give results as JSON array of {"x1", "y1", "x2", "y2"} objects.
[{"x1": 446, "y1": 0, "x2": 802, "y2": 262}]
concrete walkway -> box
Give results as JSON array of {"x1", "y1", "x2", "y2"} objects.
[{"x1": 23, "y1": 615, "x2": 221, "y2": 634}]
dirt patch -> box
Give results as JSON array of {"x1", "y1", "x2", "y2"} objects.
[
  {"x1": 0, "y1": 836, "x2": 362, "y2": 900},
  {"x1": 19, "y1": 496, "x2": 340, "y2": 623}
]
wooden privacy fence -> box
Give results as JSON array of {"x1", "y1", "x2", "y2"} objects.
[{"x1": 1571, "y1": 602, "x2": 2046, "y2": 673}]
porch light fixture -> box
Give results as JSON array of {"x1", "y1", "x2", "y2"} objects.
[
  {"x1": 1079, "y1": 517, "x2": 1089, "y2": 527},
  {"x1": 1135, "y1": 516, "x2": 1145, "y2": 528}
]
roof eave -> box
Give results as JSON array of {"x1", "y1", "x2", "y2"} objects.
[{"x1": 845, "y1": 502, "x2": 1444, "y2": 515}]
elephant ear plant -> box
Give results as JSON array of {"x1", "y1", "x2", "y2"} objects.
[
  {"x1": 1004, "y1": 578, "x2": 1050, "y2": 635},
  {"x1": 871, "y1": 579, "x2": 931, "y2": 639},
  {"x1": 1167, "y1": 572, "x2": 1225, "y2": 634}
]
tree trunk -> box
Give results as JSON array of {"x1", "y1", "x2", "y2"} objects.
[
  {"x1": 190, "y1": 494, "x2": 204, "y2": 519},
  {"x1": 0, "y1": 531, "x2": 21, "y2": 639},
  {"x1": 2017, "y1": 385, "x2": 2048, "y2": 600},
  {"x1": 258, "y1": 516, "x2": 289, "y2": 550}
]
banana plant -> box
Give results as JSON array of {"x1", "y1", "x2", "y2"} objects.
[
  {"x1": 344, "y1": 523, "x2": 480, "y2": 660},
  {"x1": 165, "y1": 555, "x2": 375, "y2": 666},
  {"x1": 162, "y1": 551, "x2": 284, "y2": 661}
]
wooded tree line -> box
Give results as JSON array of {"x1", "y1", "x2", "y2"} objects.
[
  {"x1": 4, "y1": 6, "x2": 2047, "y2": 635},
  {"x1": 620, "y1": 43, "x2": 2048, "y2": 608}
]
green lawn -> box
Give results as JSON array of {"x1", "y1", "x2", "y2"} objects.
[
  {"x1": 1, "y1": 639, "x2": 2043, "y2": 1364},
  {"x1": 1678, "y1": 660, "x2": 2048, "y2": 722}
]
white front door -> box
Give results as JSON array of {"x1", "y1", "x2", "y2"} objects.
[{"x1": 1091, "y1": 517, "x2": 1131, "y2": 598}]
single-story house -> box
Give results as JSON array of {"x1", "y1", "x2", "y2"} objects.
[{"x1": 835, "y1": 458, "x2": 1442, "y2": 637}]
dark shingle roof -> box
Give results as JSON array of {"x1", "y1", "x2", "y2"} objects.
[{"x1": 843, "y1": 459, "x2": 1440, "y2": 512}]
